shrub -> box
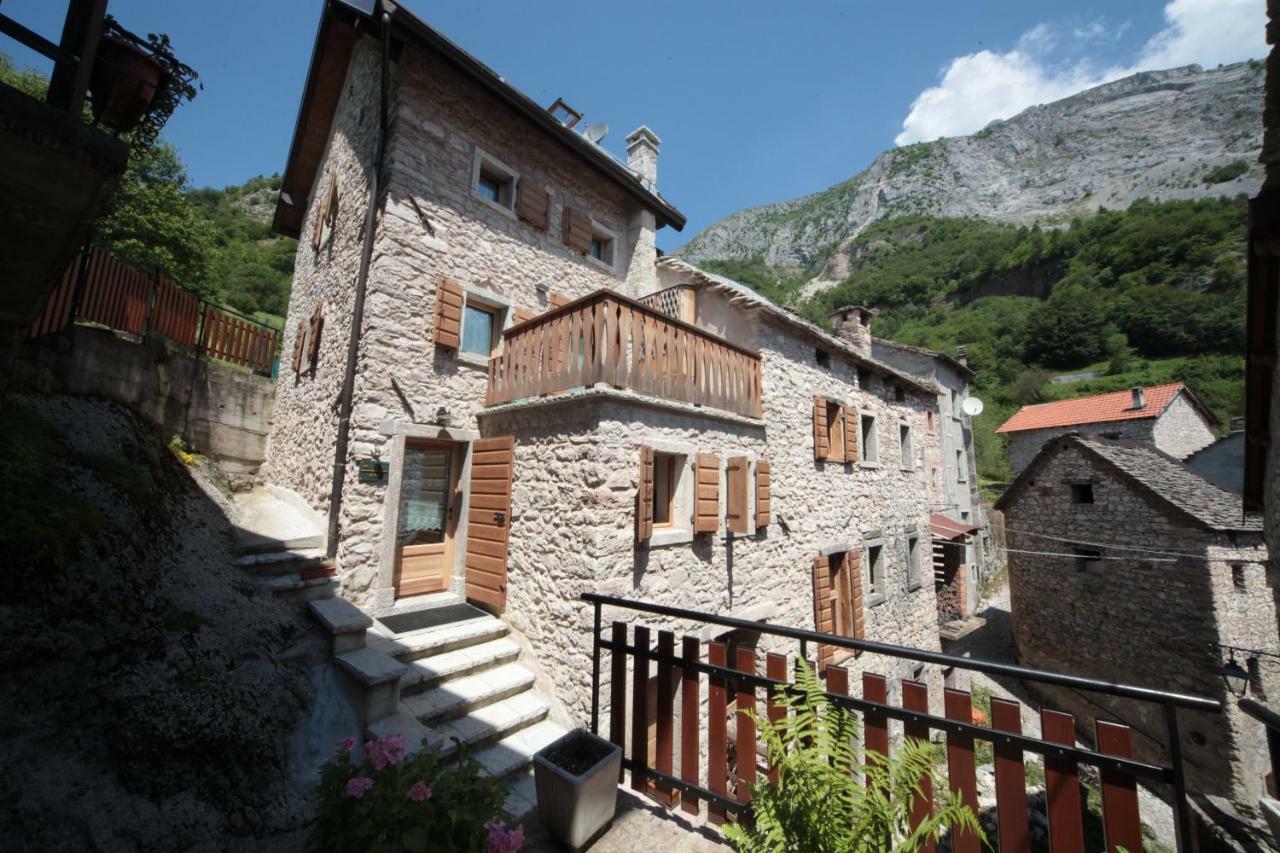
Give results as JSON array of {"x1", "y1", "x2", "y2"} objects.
[
  {"x1": 306, "y1": 734, "x2": 522, "y2": 853},
  {"x1": 1203, "y1": 159, "x2": 1249, "y2": 185},
  {"x1": 725, "y1": 662, "x2": 982, "y2": 852}
]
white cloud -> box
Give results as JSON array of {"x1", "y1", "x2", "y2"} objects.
[{"x1": 894, "y1": 0, "x2": 1264, "y2": 146}]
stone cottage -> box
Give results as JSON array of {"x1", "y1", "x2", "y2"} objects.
[
  {"x1": 997, "y1": 434, "x2": 1274, "y2": 805},
  {"x1": 871, "y1": 336, "x2": 987, "y2": 624},
  {"x1": 997, "y1": 382, "x2": 1217, "y2": 476},
  {"x1": 265, "y1": 0, "x2": 948, "y2": 753}
]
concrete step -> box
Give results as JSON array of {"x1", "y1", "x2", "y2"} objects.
[
  {"x1": 370, "y1": 616, "x2": 509, "y2": 662},
  {"x1": 503, "y1": 768, "x2": 537, "y2": 820},
  {"x1": 232, "y1": 486, "x2": 324, "y2": 555},
  {"x1": 474, "y1": 719, "x2": 569, "y2": 780},
  {"x1": 400, "y1": 637, "x2": 522, "y2": 695},
  {"x1": 431, "y1": 691, "x2": 549, "y2": 757},
  {"x1": 261, "y1": 573, "x2": 338, "y2": 603},
  {"x1": 236, "y1": 547, "x2": 327, "y2": 577},
  {"x1": 403, "y1": 662, "x2": 535, "y2": 724}
]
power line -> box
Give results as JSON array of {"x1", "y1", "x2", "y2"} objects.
[{"x1": 999, "y1": 523, "x2": 1260, "y2": 562}]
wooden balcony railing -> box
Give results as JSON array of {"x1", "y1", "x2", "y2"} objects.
[{"x1": 486, "y1": 290, "x2": 763, "y2": 419}]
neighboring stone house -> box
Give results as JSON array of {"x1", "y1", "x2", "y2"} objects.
[
  {"x1": 997, "y1": 434, "x2": 1273, "y2": 805},
  {"x1": 871, "y1": 336, "x2": 986, "y2": 622},
  {"x1": 265, "y1": 0, "x2": 947, "y2": 729},
  {"x1": 1186, "y1": 425, "x2": 1245, "y2": 495},
  {"x1": 997, "y1": 382, "x2": 1217, "y2": 476}
]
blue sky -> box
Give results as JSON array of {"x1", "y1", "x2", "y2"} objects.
[{"x1": 2, "y1": 0, "x2": 1265, "y2": 250}]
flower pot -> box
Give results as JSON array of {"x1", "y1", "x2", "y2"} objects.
[
  {"x1": 89, "y1": 36, "x2": 167, "y2": 132},
  {"x1": 533, "y1": 728, "x2": 622, "y2": 852}
]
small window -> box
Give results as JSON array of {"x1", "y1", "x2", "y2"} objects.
[
  {"x1": 955, "y1": 449, "x2": 966, "y2": 482},
  {"x1": 815, "y1": 349, "x2": 830, "y2": 369},
  {"x1": 1248, "y1": 656, "x2": 1263, "y2": 696},
  {"x1": 460, "y1": 303, "x2": 498, "y2": 357},
  {"x1": 866, "y1": 542, "x2": 885, "y2": 599},
  {"x1": 652, "y1": 452, "x2": 678, "y2": 527},
  {"x1": 927, "y1": 411, "x2": 936, "y2": 433},
  {"x1": 900, "y1": 423, "x2": 914, "y2": 470},
  {"x1": 586, "y1": 222, "x2": 617, "y2": 269},
  {"x1": 951, "y1": 390, "x2": 961, "y2": 417},
  {"x1": 472, "y1": 149, "x2": 517, "y2": 212},
  {"x1": 859, "y1": 414, "x2": 878, "y2": 464},
  {"x1": 1231, "y1": 563, "x2": 1247, "y2": 591},
  {"x1": 906, "y1": 532, "x2": 922, "y2": 589},
  {"x1": 826, "y1": 401, "x2": 845, "y2": 460},
  {"x1": 1070, "y1": 483, "x2": 1094, "y2": 504},
  {"x1": 1073, "y1": 547, "x2": 1102, "y2": 574},
  {"x1": 857, "y1": 368, "x2": 868, "y2": 387},
  {"x1": 894, "y1": 386, "x2": 906, "y2": 403}
]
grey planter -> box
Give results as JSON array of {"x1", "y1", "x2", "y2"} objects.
[{"x1": 533, "y1": 728, "x2": 622, "y2": 852}]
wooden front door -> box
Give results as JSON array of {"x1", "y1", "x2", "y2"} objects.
[{"x1": 394, "y1": 440, "x2": 459, "y2": 598}]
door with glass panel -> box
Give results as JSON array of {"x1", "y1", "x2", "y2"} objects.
[{"x1": 394, "y1": 440, "x2": 458, "y2": 598}]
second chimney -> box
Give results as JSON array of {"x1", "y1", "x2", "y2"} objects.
[
  {"x1": 828, "y1": 306, "x2": 874, "y2": 357},
  {"x1": 626, "y1": 126, "x2": 660, "y2": 190},
  {"x1": 1131, "y1": 386, "x2": 1145, "y2": 410}
]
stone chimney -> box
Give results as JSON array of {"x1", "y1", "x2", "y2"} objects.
[
  {"x1": 624, "y1": 126, "x2": 661, "y2": 297},
  {"x1": 955, "y1": 345, "x2": 968, "y2": 366},
  {"x1": 1131, "y1": 386, "x2": 1146, "y2": 410},
  {"x1": 828, "y1": 306, "x2": 874, "y2": 357}
]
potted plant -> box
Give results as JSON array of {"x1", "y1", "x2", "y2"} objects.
[
  {"x1": 89, "y1": 34, "x2": 166, "y2": 132},
  {"x1": 533, "y1": 728, "x2": 622, "y2": 851}
]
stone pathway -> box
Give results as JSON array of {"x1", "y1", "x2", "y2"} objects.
[{"x1": 522, "y1": 789, "x2": 730, "y2": 852}]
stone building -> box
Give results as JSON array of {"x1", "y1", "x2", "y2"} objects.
[
  {"x1": 265, "y1": 0, "x2": 947, "y2": 739},
  {"x1": 871, "y1": 337, "x2": 986, "y2": 623},
  {"x1": 997, "y1": 381, "x2": 1217, "y2": 476},
  {"x1": 997, "y1": 434, "x2": 1273, "y2": 805}
]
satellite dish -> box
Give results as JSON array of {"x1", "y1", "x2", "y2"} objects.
[
  {"x1": 962, "y1": 396, "x2": 985, "y2": 417},
  {"x1": 582, "y1": 122, "x2": 608, "y2": 144}
]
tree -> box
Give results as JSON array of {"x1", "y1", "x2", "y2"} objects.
[{"x1": 1023, "y1": 286, "x2": 1110, "y2": 368}]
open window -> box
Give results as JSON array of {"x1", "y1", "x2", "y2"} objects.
[
  {"x1": 1073, "y1": 547, "x2": 1102, "y2": 574},
  {"x1": 1070, "y1": 483, "x2": 1094, "y2": 504},
  {"x1": 472, "y1": 148, "x2": 517, "y2": 214},
  {"x1": 859, "y1": 413, "x2": 879, "y2": 465},
  {"x1": 653, "y1": 452, "x2": 679, "y2": 528},
  {"x1": 637, "y1": 443, "x2": 695, "y2": 546},
  {"x1": 812, "y1": 550, "x2": 864, "y2": 670}
]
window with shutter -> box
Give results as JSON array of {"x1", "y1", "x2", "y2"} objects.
[
  {"x1": 636, "y1": 445, "x2": 655, "y2": 543},
  {"x1": 562, "y1": 206, "x2": 593, "y2": 254},
  {"x1": 725, "y1": 456, "x2": 749, "y2": 534},
  {"x1": 844, "y1": 407, "x2": 860, "y2": 464},
  {"x1": 512, "y1": 306, "x2": 537, "y2": 326},
  {"x1": 825, "y1": 401, "x2": 845, "y2": 461},
  {"x1": 694, "y1": 453, "x2": 719, "y2": 534},
  {"x1": 516, "y1": 178, "x2": 550, "y2": 230},
  {"x1": 811, "y1": 555, "x2": 836, "y2": 672},
  {"x1": 812, "y1": 397, "x2": 829, "y2": 461},
  {"x1": 754, "y1": 459, "x2": 771, "y2": 528},
  {"x1": 812, "y1": 551, "x2": 863, "y2": 673},
  {"x1": 548, "y1": 291, "x2": 572, "y2": 310},
  {"x1": 433, "y1": 278, "x2": 464, "y2": 349},
  {"x1": 311, "y1": 174, "x2": 337, "y2": 251},
  {"x1": 306, "y1": 302, "x2": 325, "y2": 371},
  {"x1": 292, "y1": 320, "x2": 306, "y2": 376}
]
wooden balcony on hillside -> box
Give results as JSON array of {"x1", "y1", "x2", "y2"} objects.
[{"x1": 485, "y1": 290, "x2": 763, "y2": 419}]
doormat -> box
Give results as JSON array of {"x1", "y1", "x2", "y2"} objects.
[{"x1": 378, "y1": 603, "x2": 488, "y2": 635}]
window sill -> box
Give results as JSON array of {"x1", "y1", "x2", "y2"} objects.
[
  {"x1": 859, "y1": 461, "x2": 882, "y2": 470},
  {"x1": 867, "y1": 593, "x2": 887, "y2": 608},
  {"x1": 907, "y1": 579, "x2": 923, "y2": 593},
  {"x1": 456, "y1": 350, "x2": 492, "y2": 370},
  {"x1": 472, "y1": 191, "x2": 517, "y2": 220},
  {"x1": 584, "y1": 253, "x2": 617, "y2": 274},
  {"x1": 900, "y1": 466, "x2": 915, "y2": 474},
  {"x1": 648, "y1": 527, "x2": 694, "y2": 548}
]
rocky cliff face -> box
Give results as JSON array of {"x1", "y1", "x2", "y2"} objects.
[{"x1": 677, "y1": 62, "x2": 1265, "y2": 294}]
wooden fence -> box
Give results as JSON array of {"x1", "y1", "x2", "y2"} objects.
[
  {"x1": 486, "y1": 291, "x2": 763, "y2": 419},
  {"x1": 27, "y1": 247, "x2": 278, "y2": 373},
  {"x1": 585, "y1": 594, "x2": 1221, "y2": 852}
]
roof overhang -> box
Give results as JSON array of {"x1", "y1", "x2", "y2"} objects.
[
  {"x1": 273, "y1": 0, "x2": 686, "y2": 238},
  {"x1": 930, "y1": 513, "x2": 981, "y2": 540}
]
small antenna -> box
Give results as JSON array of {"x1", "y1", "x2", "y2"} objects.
[{"x1": 582, "y1": 122, "x2": 608, "y2": 144}]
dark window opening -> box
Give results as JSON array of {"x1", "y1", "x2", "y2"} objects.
[
  {"x1": 1232, "y1": 563, "x2": 1247, "y2": 591},
  {"x1": 1071, "y1": 483, "x2": 1094, "y2": 504},
  {"x1": 1073, "y1": 547, "x2": 1102, "y2": 573},
  {"x1": 815, "y1": 349, "x2": 830, "y2": 369},
  {"x1": 894, "y1": 386, "x2": 905, "y2": 402}
]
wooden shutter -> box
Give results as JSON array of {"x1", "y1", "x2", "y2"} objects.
[
  {"x1": 291, "y1": 320, "x2": 306, "y2": 375},
  {"x1": 694, "y1": 452, "x2": 719, "y2": 534},
  {"x1": 305, "y1": 302, "x2": 325, "y2": 371},
  {"x1": 813, "y1": 396, "x2": 829, "y2": 461},
  {"x1": 812, "y1": 555, "x2": 836, "y2": 672},
  {"x1": 516, "y1": 178, "x2": 550, "y2": 230},
  {"x1": 433, "y1": 278, "x2": 464, "y2": 349},
  {"x1": 725, "y1": 456, "x2": 749, "y2": 534},
  {"x1": 636, "y1": 445, "x2": 655, "y2": 543},
  {"x1": 548, "y1": 290, "x2": 571, "y2": 310},
  {"x1": 844, "y1": 406, "x2": 860, "y2": 464},
  {"x1": 512, "y1": 306, "x2": 537, "y2": 326},
  {"x1": 465, "y1": 436, "x2": 516, "y2": 610},
  {"x1": 562, "y1": 206, "x2": 592, "y2": 254},
  {"x1": 847, "y1": 549, "x2": 865, "y2": 642},
  {"x1": 755, "y1": 459, "x2": 771, "y2": 528}
]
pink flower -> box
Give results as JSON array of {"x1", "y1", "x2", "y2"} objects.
[
  {"x1": 485, "y1": 819, "x2": 524, "y2": 853},
  {"x1": 344, "y1": 776, "x2": 374, "y2": 799},
  {"x1": 407, "y1": 780, "x2": 432, "y2": 802},
  {"x1": 332, "y1": 737, "x2": 357, "y2": 760},
  {"x1": 365, "y1": 733, "x2": 408, "y2": 771}
]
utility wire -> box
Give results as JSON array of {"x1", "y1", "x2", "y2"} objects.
[{"x1": 999, "y1": 524, "x2": 1217, "y2": 559}]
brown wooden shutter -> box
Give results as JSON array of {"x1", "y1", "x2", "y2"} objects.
[
  {"x1": 433, "y1": 278, "x2": 464, "y2": 349},
  {"x1": 291, "y1": 320, "x2": 306, "y2": 376},
  {"x1": 725, "y1": 456, "x2": 749, "y2": 534},
  {"x1": 811, "y1": 555, "x2": 836, "y2": 672},
  {"x1": 813, "y1": 396, "x2": 829, "y2": 461},
  {"x1": 844, "y1": 406, "x2": 860, "y2": 464},
  {"x1": 847, "y1": 548, "x2": 865, "y2": 642},
  {"x1": 636, "y1": 445, "x2": 655, "y2": 543},
  {"x1": 516, "y1": 179, "x2": 550, "y2": 230},
  {"x1": 548, "y1": 290, "x2": 571, "y2": 310},
  {"x1": 694, "y1": 452, "x2": 719, "y2": 534},
  {"x1": 562, "y1": 206, "x2": 592, "y2": 254},
  {"x1": 465, "y1": 436, "x2": 516, "y2": 610},
  {"x1": 305, "y1": 302, "x2": 325, "y2": 371},
  {"x1": 312, "y1": 174, "x2": 337, "y2": 251},
  {"x1": 512, "y1": 306, "x2": 537, "y2": 326},
  {"x1": 755, "y1": 459, "x2": 771, "y2": 528}
]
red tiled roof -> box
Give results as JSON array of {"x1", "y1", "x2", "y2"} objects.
[
  {"x1": 930, "y1": 513, "x2": 981, "y2": 540},
  {"x1": 995, "y1": 382, "x2": 1185, "y2": 434}
]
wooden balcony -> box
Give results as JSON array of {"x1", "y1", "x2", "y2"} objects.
[{"x1": 486, "y1": 290, "x2": 763, "y2": 419}]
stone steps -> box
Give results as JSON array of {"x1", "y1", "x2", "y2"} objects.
[
  {"x1": 400, "y1": 637, "x2": 522, "y2": 695},
  {"x1": 403, "y1": 662, "x2": 536, "y2": 724},
  {"x1": 370, "y1": 615, "x2": 510, "y2": 661},
  {"x1": 260, "y1": 571, "x2": 338, "y2": 603},
  {"x1": 236, "y1": 546, "x2": 327, "y2": 577}
]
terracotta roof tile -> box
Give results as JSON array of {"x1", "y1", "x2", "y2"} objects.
[{"x1": 995, "y1": 382, "x2": 1185, "y2": 434}]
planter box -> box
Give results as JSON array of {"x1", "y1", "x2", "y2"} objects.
[{"x1": 533, "y1": 728, "x2": 622, "y2": 852}]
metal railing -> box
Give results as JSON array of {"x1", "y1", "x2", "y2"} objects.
[{"x1": 583, "y1": 593, "x2": 1222, "y2": 852}]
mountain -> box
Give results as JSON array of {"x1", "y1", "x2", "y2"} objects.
[{"x1": 677, "y1": 62, "x2": 1264, "y2": 297}]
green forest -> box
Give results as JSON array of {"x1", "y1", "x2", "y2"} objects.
[{"x1": 700, "y1": 197, "x2": 1249, "y2": 486}]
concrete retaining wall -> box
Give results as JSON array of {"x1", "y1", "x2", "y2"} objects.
[{"x1": 19, "y1": 324, "x2": 275, "y2": 472}]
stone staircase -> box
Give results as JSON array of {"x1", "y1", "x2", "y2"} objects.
[
  {"x1": 231, "y1": 485, "x2": 337, "y2": 602},
  {"x1": 310, "y1": 596, "x2": 567, "y2": 818}
]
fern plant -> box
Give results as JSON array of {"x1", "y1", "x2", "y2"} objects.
[{"x1": 725, "y1": 661, "x2": 983, "y2": 852}]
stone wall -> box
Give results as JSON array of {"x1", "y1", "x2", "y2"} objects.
[
  {"x1": 1152, "y1": 392, "x2": 1218, "y2": 460},
  {"x1": 1007, "y1": 420, "x2": 1155, "y2": 476},
  {"x1": 1003, "y1": 440, "x2": 1275, "y2": 804}
]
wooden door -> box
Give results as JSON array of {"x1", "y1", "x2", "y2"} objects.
[
  {"x1": 465, "y1": 436, "x2": 516, "y2": 610},
  {"x1": 394, "y1": 440, "x2": 459, "y2": 598}
]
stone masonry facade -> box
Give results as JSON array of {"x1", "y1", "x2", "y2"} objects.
[{"x1": 1001, "y1": 438, "x2": 1275, "y2": 805}]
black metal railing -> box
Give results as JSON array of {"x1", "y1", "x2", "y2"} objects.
[{"x1": 582, "y1": 593, "x2": 1222, "y2": 852}]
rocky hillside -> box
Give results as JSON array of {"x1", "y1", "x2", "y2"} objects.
[{"x1": 678, "y1": 62, "x2": 1264, "y2": 295}]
